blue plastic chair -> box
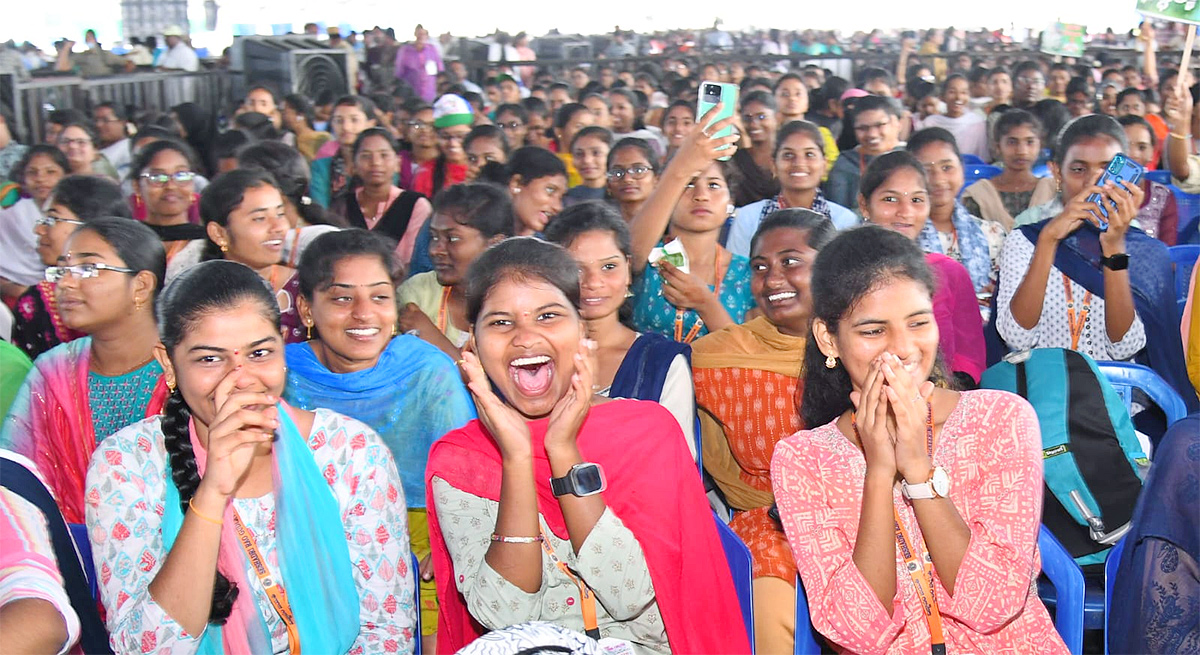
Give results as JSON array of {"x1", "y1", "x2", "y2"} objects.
[
  {"x1": 1145, "y1": 170, "x2": 1172, "y2": 185},
  {"x1": 1169, "y1": 185, "x2": 1200, "y2": 238},
  {"x1": 1037, "y1": 525, "x2": 1085, "y2": 653},
  {"x1": 1095, "y1": 361, "x2": 1190, "y2": 430},
  {"x1": 412, "y1": 552, "x2": 422, "y2": 655},
  {"x1": 961, "y1": 164, "x2": 1003, "y2": 197},
  {"x1": 1103, "y1": 537, "x2": 1127, "y2": 655},
  {"x1": 1180, "y1": 215, "x2": 1200, "y2": 245},
  {"x1": 793, "y1": 576, "x2": 822, "y2": 655},
  {"x1": 714, "y1": 513, "x2": 755, "y2": 648},
  {"x1": 961, "y1": 153, "x2": 986, "y2": 166},
  {"x1": 1170, "y1": 245, "x2": 1200, "y2": 314}
]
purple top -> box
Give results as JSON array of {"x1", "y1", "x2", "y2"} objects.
[
  {"x1": 927, "y1": 253, "x2": 986, "y2": 381},
  {"x1": 395, "y1": 44, "x2": 443, "y2": 102}
]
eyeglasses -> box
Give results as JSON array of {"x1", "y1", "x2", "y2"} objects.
[
  {"x1": 139, "y1": 171, "x2": 196, "y2": 187},
  {"x1": 407, "y1": 120, "x2": 432, "y2": 130},
  {"x1": 1016, "y1": 76, "x2": 1045, "y2": 87},
  {"x1": 498, "y1": 121, "x2": 525, "y2": 130},
  {"x1": 606, "y1": 165, "x2": 654, "y2": 181},
  {"x1": 59, "y1": 138, "x2": 91, "y2": 148},
  {"x1": 854, "y1": 120, "x2": 891, "y2": 134},
  {"x1": 741, "y1": 112, "x2": 770, "y2": 124},
  {"x1": 44, "y1": 262, "x2": 136, "y2": 283},
  {"x1": 437, "y1": 131, "x2": 468, "y2": 143},
  {"x1": 34, "y1": 215, "x2": 85, "y2": 229}
]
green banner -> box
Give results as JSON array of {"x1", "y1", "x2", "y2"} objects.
[
  {"x1": 1138, "y1": 0, "x2": 1200, "y2": 25},
  {"x1": 1041, "y1": 22, "x2": 1087, "y2": 57}
]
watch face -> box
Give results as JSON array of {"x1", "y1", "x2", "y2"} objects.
[
  {"x1": 572, "y1": 464, "x2": 605, "y2": 495},
  {"x1": 931, "y1": 468, "x2": 951, "y2": 497}
]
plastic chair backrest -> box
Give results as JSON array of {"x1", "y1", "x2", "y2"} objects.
[
  {"x1": 1095, "y1": 361, "x2": 1190, "y2": 429},
  {"x1": 713, "y1": 513, "x2": 754, "y2": 647},
  {"x1": 1145, "y1": 170, "x2": 1172, "y2": 185},
  {"x1": 1103, "y1": 537, "x2": 1127, "y2": 655},
  {"x1": 960, "y1": 165, "x2": 1003, "y2": 197},
  {"x1": 1170, "y1": 245, "x2": 1200, "y2": 313},
  {"x1": 1180, "y1": 215, "x2": 1200, "y2": 244},
  {"x1": 412, "y1": 552, "x2": 422, "y2": 655},
  {"x1": 1169, "y1": 185, "x2": 1200, "y2": 235},
  {"x1": 961, "y1": 153, "x2": 986, "y2": 166},
  {"x1": 1038, "y1": 525, "x2": 1085, "y2": 653},
  {"x1": 793, "y1": 575, "x2": 822, "y2": 655}
]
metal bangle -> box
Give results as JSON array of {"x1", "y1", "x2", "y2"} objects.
[{"x1": 490, "y1": 533, "x2": 544, "y2": 544}]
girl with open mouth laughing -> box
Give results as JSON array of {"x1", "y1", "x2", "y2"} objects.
[{"x1": 425, "y1": 238, "x2": 749, "y2": 654}]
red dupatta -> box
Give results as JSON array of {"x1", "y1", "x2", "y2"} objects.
[{"x1": 424, "y1": 398, "x2": 750, "y2": 654}]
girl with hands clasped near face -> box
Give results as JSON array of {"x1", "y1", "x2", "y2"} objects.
[
  {"x1": 1000, "y1": 115, "x2": 1196, "y2": 406},
  {"x1": 628, "y1": 104, "x2": 755, "y2": 344},
  {"x1": 85, "y1": 260, "x2": 416, "y2": 654},
  {"x1": 771, "y1": 226, "x2": 1067, "y2": 654},
  {"x1": 425, "y1": 239, "x2": 750, "y2": 654}
]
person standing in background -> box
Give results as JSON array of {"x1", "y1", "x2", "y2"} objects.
[
  {"x1": 396, "y1": 25, "x2": 443, "y2": 103},
  {"x1": 92, "y1": 103, "x2": 131, "y2": 181}
]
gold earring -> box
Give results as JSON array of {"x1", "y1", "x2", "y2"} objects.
[
  {"x1": 134, "y1": 297, "x2": 142, "y2": 311},
  {"x1": 825, "y1": 355, "x2": 838, "y2": 369},
  {"x1": 166, "y1": 379, "x2": 176, "y2": 393},
  {"x1": 220, "y1": 242, "x2": 228, "y2": 253},
  {"x1": 624, "y1": 288, "x2": 634, "y2": 299},
  {"x1": 305, "y1": 322, "x2": 313, "y2": 340},
  {"x1": 391, "y1": 324, "x2": 398, "y2": 336}
]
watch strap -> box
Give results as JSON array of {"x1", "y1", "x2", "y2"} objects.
[
  {"x1": 1100, "y1": 253, "x2": 1130, "y2": 271},
  {"x1": 550, "y1": 474, "x2": 573, "y2": 497},
  {"x1": 902, "y1": 480, "x2": 936, "y2": 500}
]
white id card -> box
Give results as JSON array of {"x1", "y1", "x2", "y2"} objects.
[{"x1": 425, "y1": 59, "x2": 438, "y2": 76}]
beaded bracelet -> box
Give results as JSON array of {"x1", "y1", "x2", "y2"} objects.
[
  {"x1": 490, "y1": 533, "x2": 544, "y2": 544},
  {"x1": 188, "y1": 498, "x2": 224, "y2": 525}
]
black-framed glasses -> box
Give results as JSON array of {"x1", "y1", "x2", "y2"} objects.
[
  {"x1": 34, "y1": 215, "x2": 85, "y2": 229},
  {"x1": 44, "y1": 262, "x2": 137, "y2": 283},
  {"x1": 606, "y1": 165, "x2": 654, "y2": 181},
  {"x1": 407, "y1": 120, "x2": 433, "y2": 131},
  {"x1": 139, "y1": 171, "x2": 196, "y2": 187},
  {"x1": 741, "y1": 112, "x2": 770, "y2": 124},
  {"x1": 437, "y1": 131, "x2": 468, "y2": 143},
  {"x1": 498, "y1": 121, "x2": 525, "y2": 130}
]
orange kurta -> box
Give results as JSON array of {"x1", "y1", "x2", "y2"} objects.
[{"x1": 692, "y1": 316, "x2": 805, "y2": 581}]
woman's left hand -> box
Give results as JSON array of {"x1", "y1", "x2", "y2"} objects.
[
  {"x1": 544, "y1": 338, "x2": 596, "y2": 453},
  {"x1": 1096, "y1": 179, "x2": 1143, "y2": 252},
  {"x1": 878, "y1": 352, "x2": 936, "y2": 482},
  {"x1": 658, "y1": 260, "x2": 715, "y2": 311}
]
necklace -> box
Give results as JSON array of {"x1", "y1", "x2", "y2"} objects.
[{"x1": 90, "y1": 352, "x2": 156, "y2": 377}]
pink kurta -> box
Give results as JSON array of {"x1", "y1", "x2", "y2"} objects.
[{"x1": 770, "y1": 390, "x2": 1067, "y2": 655}]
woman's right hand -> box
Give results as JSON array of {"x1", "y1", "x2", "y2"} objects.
[
  {"x1": 669, "y1": 104, "x2": 740, "y2": 178},
  {"x1": 1040, "y1": 183, "x2": 1106, "y2": 245},
  {"x1": 196, "y1": 367, "x2": 278, "y2": 500},
  {"x1": 459, "y1": 349, "x2": 532, "y2": 459},
  {"x1": 849, "y1": 358, "x2": 897, "y2": 477}
]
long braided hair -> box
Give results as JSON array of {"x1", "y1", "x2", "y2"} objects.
[{"x1": 156, "y1": 259, "x2": 282, "y2": 624}]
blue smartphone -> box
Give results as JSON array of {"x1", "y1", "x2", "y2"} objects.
[
  {"x1": 697, "y1": 81, "x2": 739, "y2": 162},
  {"x1": 1086, "y1": 153, "x2": 1144, "y2": 230}
]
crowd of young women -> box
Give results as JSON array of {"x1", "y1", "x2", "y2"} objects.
[{"x1": 0, "y1": 44, "x2": 1196, "y2": 655}]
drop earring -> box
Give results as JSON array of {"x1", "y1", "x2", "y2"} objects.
[
  {"x1": 305, "y1": 322, "x2": 313, "y2": 340},
  {"x1": 825, "y1": 355, "x2": 838, "y2": 369}
]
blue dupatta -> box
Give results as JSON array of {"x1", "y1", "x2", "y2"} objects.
[
  {"x1": 284, "y1": 335, "x2": 475, "y2": 508},
  {"x1": 610, "y1": 332, "x2": 691, "y2": 401},
  {"x1": 160, "y1": 405, "x2": 360, "y2": 654},
  {"x1": 918, "y1": 201, "x2": 993, "y2": 293},
  {"x1": 1018, "y1": 219, "x2": 1199, "y2": 412}
]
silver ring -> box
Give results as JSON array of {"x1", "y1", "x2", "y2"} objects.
[{"x1": 701, "y1": 129, "x2": 712, "y2": 138}]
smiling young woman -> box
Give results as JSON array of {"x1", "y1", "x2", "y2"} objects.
[
  {"x1": 1, "y1": 218, "x2": 167, "y2": 524},
  {"x1": 771, "y1": 225, "x2": 1066, "y2": 655},
  {"x1": 286, "y1": 229, "x2": 475, "y2": 654},
  {"x1": 545, "y1": 202, "x2": 697, "y2": 460},
  {"x1": 328, "y1": 127, "x2": 433, "y2": 269},
  {"x1": 691, "y1": 208, "x2": 837, "y2": 654},
  {"x1": 728, "y1": 120, "x2": 858, "y2": 257},
  {"x1": 200, "y1": 169, "x2": 305, "y2": 343},
  {"x1": 858, "y1": 151, "x2": 986, "y2": 386},
  {"x1": 425, "y1": 238, "x2": 749, "y2": 654},
  {"x1": 85, "y1": 259, "x2": 414, "y2": 654}
]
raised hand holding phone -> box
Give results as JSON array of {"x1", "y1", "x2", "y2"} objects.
[{"x1": 697, "y1": 82, "x2": 740, "y2": 161}]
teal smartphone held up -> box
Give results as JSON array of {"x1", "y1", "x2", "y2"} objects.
[{"x1": 697, "y1": 81, "x2": 739, "y2": 162}]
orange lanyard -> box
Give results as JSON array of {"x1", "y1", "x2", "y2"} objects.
[
  {"x1": 539, "y1": 529, "x2": 601, "y2": 640},
  {"x1": 854, "y1": 403, "x2": 947, "y2": 655},
  {"x1": 672, "y1": 245, "x2": 727, "y2": 344},
  {"x1": 1062, "y1": 273, "x2": 1093, "y2": 351},
  {"x1": 436, "y1": 286, "x2": 452, "y2": 333},
  {"x1": 231, "y1": 511, "x2": 302, "y2": 654}
]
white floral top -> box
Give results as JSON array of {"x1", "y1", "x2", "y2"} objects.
[{"x1": 85, "y1": 409, "x2": 415, "y2": 655}]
